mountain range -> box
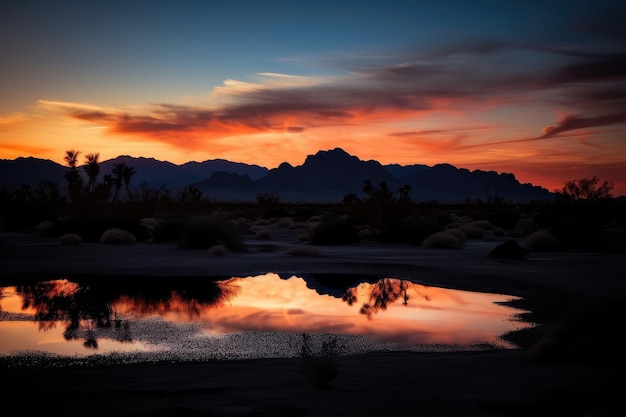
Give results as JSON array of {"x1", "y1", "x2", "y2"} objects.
[{"x1": 0, "y1": 147, "x2": 554, "y2": 203}]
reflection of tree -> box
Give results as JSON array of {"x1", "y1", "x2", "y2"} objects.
[
  {"x1": 15, "y1": 278, "x2": 240, "y2": 349},
  {"x1": 119, "y1": 280, "x2": 240, "y2": 317},
  {"x1": 342, "y1": 278, "x2": 429, "y2": 319}
]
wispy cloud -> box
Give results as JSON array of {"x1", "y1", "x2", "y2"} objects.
[{"x1": 39, "y1": 38, "x2": 626, "y2": 155}]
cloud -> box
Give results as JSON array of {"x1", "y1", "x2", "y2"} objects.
[
  {"x1": 42, "y1": 38, "x2": 626, "y2": 153},
  {"x1": 540, "y1": 113, "x2": 626, "y2": 138}
]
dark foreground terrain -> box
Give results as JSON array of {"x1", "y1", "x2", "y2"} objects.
[{"x1": 1, "y1": 228, "x2": 625, "y2": 416}]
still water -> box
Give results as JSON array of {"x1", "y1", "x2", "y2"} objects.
[{"x1": 0, "y1": 274, "x2": 530, "y2": 362}]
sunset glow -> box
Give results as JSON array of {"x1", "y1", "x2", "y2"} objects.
[
  {"x1": 0, "y1": 275, "x2": 529, "y2": 357},
  {"x1": 1, "y1": 1, "x2": 625, "y2": 195}
]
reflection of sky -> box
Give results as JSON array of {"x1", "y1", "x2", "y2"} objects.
[{"x1": 0, "y1": 274, "x2": 530, "y2": 358}]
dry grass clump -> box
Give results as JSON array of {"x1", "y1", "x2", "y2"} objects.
[
  {"x1": 493, "y1": 227, "x2": 506, "y2": 236},
  {"x1": 286, "y1": 246, "x2": 322, "y2": 256},
  {"x1": 253, "y1": 217, "x2": 271, "y2": 226},
  {"x1": 254, "y1": 228, "x2": 272, "y2": 239},
  {"x1": 459, "y1": 224, "x2": 484, "y2": 239},
  {"x1": 100, "y1": 228, "x2": 137, "y2": 245},
  {"x1": 422, "y1": 230, "x2": 464, "y2": 249},
  {"x1": 59, "y1": 233, "x2": 82, "y2": 245},
  {"x1": 444, "y1": 227, "x2": 466, "y2": 243},
  {"x1": 277, "y1": 216, "x2": 295, "y2": 228},
  {"x1": 299, "y1": 333, "x2": 342, "y2": 388},
  {"x1": 510, "y1": 217, "x2": 539, "y2": 237},
  {"x1": 208, "y1": 244, "x2": 228, "y2": 255},
  {"x1": 525, "y1": 230, "x2": 562, "y2": 252},
  {"x1": 35, "y1": 220, "x2": 56, "y2": 236},
  {"x1": 177, "y1": 213, "x2": 243, "y2": 250},
  {"x1": 470, "y1": 219, "x2": 496, "y2": 230}
]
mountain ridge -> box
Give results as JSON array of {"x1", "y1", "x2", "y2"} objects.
[{"x1": 1, "y1": 148, "x2": 554, "y2": 203}]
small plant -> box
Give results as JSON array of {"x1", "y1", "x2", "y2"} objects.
[
  {"x1": 298, "y1": 333, "x2": 343, "y2": 387},
  {"x1": 208, "y1": 244, "x2": 228, "y2": 255},
  {"x1": 460, "y1": 224, "x2": 485, "y2": 239},
  {"x1": 525, "y1": 230, "x2": 561, "y2": 252},
  {"x1": 422, "y1": 230, "x2": 464, "y2": 249},
  {"x1": 254, "y1": 228, "x2": 272, "y2": 239},
  {"x1": 60, "y1": 233, "x2": 82, "y2": 245},
  {"x1": 35, "y1": 220, "x2": 56, "y2": 236},
  {"x1": 100, "y1": 228, "x2": 137, "y2": 245}
]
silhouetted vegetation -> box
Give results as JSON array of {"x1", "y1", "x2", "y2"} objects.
[
  {"x1": 14, "y1": 277, "x2": 239, "y2": 349},
  {"x1": 0, "y1": 157, "x2": 624, "y2": 253}
]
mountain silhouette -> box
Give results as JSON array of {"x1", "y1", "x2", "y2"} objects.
[{"x1": 0, "y1": 148, "x2": 553, "y2": 203}]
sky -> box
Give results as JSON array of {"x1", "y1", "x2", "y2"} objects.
[{"x1": 1, "y1": 0, "x2": 625, "y2": 195}]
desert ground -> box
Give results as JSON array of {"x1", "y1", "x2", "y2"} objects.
[{"x1": 1, "y1": 225, "x2": 625, "y2": 416}]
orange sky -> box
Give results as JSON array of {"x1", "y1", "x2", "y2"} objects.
[{"x1": 1, "y1": 1, "x2": 625, "y2": 195}]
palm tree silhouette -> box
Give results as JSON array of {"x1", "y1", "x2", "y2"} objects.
[
  {"x1": 111, "y1": 162, "x2": 136, "y2": 202},
  {"x1": 83, "y1": 153, "x2": 100, "y2": 193},
  {"x1": 63, "y1": 150, "x2": 83, "y2": 202}
]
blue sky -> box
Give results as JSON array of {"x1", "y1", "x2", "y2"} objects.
[{"x1": 1, "y1": 0, "x2": 625, "y2": 194}]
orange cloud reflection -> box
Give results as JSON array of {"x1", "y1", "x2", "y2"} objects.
[{"x1": 123, "y1": 273, "x2": 529, "y2": 348}]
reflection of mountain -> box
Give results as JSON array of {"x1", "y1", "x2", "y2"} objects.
[
  {"x1": 3, "y1": 275, "x2": 529, "y2": 357},
  {"x1": 1, "y1": 147, "x2": 554, "y2": 202}
]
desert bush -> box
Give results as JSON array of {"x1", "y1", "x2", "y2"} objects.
[
  {"x1": 252, "y1": 217, "x2": 271, "y2": 226},
  {"x1": 254, "y1": 228, "x2": 272, "y2": 239},
  {"x1": 208, "y1": 244, "x2": 228, "y2": 255},
  {"x1": 510, "y1": 217, "x2": 539, "y2": 237},
  {"x1": 152, "y1": 215, "x2": 186, "y2": 242},
  {"x1": 35, "y1": 220, "x2": 56, "y2": 236},
  {"x1": 384, "y1": 215, "x2": 442, "y2": 244},
  {"x1": 550, "y1": 220, "x2": 609, "y2": 251},
  {"x1": 469, "y1": 219, "x2": 496, "y2": 230},
  {"x1": 492, "y1": 227, "x2": 506, "y2": 236},
  {"x1": 310, "y1": 216, "x2": 359, "y2": 245},
  {"x1": 177, "y1": 213, "x2": 243, "y2": 250},
  {"x1": 297, "y1": 230, "x2": 311, "y2": 242},
  {"x1": 59, "y1": 233, "x2": 82, "y2": 245},
  {"x1": 100, "y1": 228, "x2": 137, "y2": 245},
  {"x1": 422, "y1": 230, "x2": 464, "y2": 249},
  {"x1": 525, "y1": 230, "x2": 561, "y2": 252},
  {"x1": 460, "y1": 224, "x2": 484, "y2": 239},
  {"x1": 277, "y1": 216, "x2": 295, "y2": 228},
  {"x1": 445, "y1": 227, "x2": 466, "y2": 242},
  {"x1": 298, "y1": 333, "x2": 343, "y2": 387}
]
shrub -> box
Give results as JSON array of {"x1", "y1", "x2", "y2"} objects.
[
  {"x1": 525, "y1": 230, "x2": 561, "y2": 252},
  {"x1": 35, "y1": 220, "x2": 56, "y2": 236},
  {"x1": 298, "y1": 333, "x2": 343, "y2": 387},
  {"x1": 60, "y1": 233, "x2": 82, "y2": 245},
  {"x1": 208, "y1": 244, "x2": 228, "y2": 256},
  {"x1": 177, "y1": 213, "x2": 243, "y2": 250},
  {"x1": 254, "y1": 228, "x2": 272, "y2": 239},
  {"x1": 384, "y1": 215, "x2": 442, "y2": 244},
  {"x1": 100, "y1": 228, "x2": 137, "y2": 245},
  {"x1": 445, "y1": 227, "x2": 466, "y2": 243},
  {"x1": 470, "y1": 219, "x2": 496, "y2": 230},
  {"x1": 460, "y1": 225, "x2": 484, "y2": 239},
  {"x1": 422, "y1": 230, "x2": 464, "y2": 249},
  {"x1": 310, "y1": 216, "x2": 359, "y2": 245}
]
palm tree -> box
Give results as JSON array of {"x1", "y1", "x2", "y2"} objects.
[
  {"x1": 64, "y1": 150, "x2": 80, "y2": 169},
  {"x1": 63, "y1": 150, "x2": 83, "y2": 202},
  {"x1": 111, "y1": 162, "x2": 136, "y2": 202},
  {"x1": 121, "y1": 164, "x2": 136, "y2": 193},
  {"x1": 83, "y1": 153, "x2": 100, "y2": 192}
]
